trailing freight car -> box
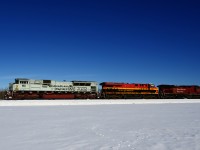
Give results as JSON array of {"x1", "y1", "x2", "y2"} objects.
[
  {"x1": 158, "y1": 85, "x2": 200, "y2": 99},
  {"x1": 5, "y1": 78, "x2": 98, "y2": 99},
  {"x1": 100, "y1": 82, "x2": 159, "y2": 99}
]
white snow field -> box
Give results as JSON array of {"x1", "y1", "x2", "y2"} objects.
[{"x1": 0, "y1": 100, "x2": 200, "y2": 150}]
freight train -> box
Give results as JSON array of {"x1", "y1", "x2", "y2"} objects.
[{"x1": 4, "y1": 78, "x2": 200, "y2": 99}]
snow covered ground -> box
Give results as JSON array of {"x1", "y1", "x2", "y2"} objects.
[
  {"x1": 1, "y1": 99, "x2": 200, "y2": 106},
  {"x1": 0, "y1": 100, "x2": 200, "y2": 150}
]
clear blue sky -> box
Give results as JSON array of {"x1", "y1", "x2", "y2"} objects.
[{"x1": 0, "y1": 0, "x2": 200, "y2": 88}]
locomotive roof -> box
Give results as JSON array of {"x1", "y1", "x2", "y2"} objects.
[
  {"x1": 71, "y1": 80, "x2": 96, "y2": 83},
  {"x1": 158, "y1": 84, "x2": 199, "y2": 87},
  {"x1": 15, "y1": 78, "x2": 30, "y2": 80},
  {"x1": 100, "y1": 82, "x2": 152, "y2": 85},
  {"x1": 14, "y1": 78, "x2": 96, "y2": 83}
]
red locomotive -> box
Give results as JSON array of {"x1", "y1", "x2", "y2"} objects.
[
  {"x1": 158, "y1": 85, "x2": 200, "y2": 99},
  {"x1": 100, "y1": 82, "x2": 159, "y2": 99}
]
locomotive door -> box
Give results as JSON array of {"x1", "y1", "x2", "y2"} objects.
[{"x1": 148, "y1": 84, "x2": 150, "y2": 91}]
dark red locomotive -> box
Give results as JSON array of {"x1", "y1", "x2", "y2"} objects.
[{"x1": 158, "y1": 85, "x2": 200, "y2": 99}]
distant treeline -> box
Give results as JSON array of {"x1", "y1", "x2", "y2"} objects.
[{"x1": 0, "y1": 89, "x2": 6, "y2": 99}]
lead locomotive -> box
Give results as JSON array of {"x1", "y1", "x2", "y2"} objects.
[{"x1": 5, "y1": 78, "x2": 98, "y2": 99}]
